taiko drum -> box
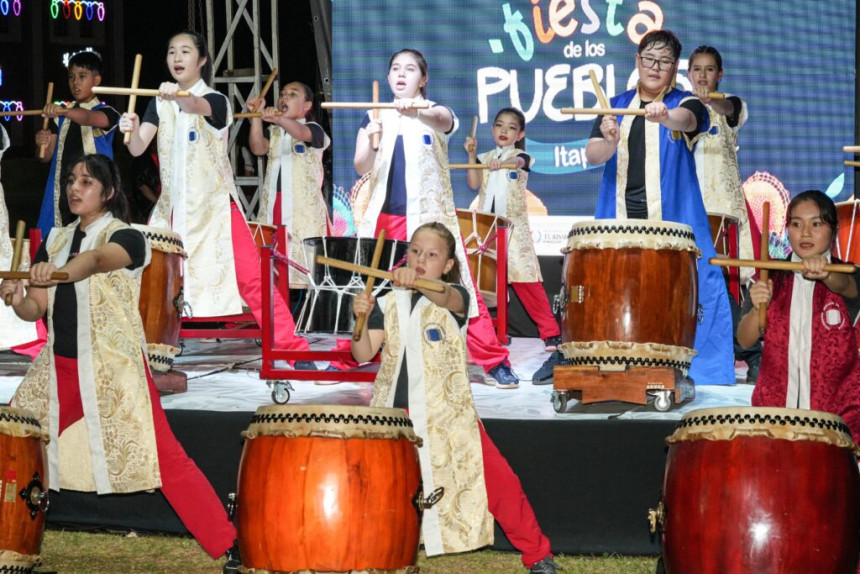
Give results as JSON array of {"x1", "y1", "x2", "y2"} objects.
[
  {"x1": 236, "y1": 405, "x2": 423, "y2": 573},
  {"x1": 456, "y1": 209, "x2": 509, "y2": 307},
  {"x1": 655, "y1": 407, "x2": 860, "y2": 574},
  {"x1": 133, "y1": 225, "x2": 185, "y2": 373},
  {"x1": 562, "y1": 220, "x2": 699, "y2": 348},
  {"x1": 0, "y1": 407, "x2": 49, "y2": 572}
]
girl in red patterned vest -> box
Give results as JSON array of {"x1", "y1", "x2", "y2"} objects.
[{"x1": 737, "y1": 189, "x2": 860, "y2": 443}]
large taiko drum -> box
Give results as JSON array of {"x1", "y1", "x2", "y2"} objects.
[
  {"x1": 456, "y1": 209, "x2": 510, "y2": 307},
  {"x1": 654, "y1": 407, "x2": 860, "y2": 573},
  {"x1": 836, "y1": 200, "x2": 860, "y2": 265},
  {"x1": 133, "y1": 225, "x2": 185, "y2": 373},
  {"x1": 560, "y1": 220, "x2": 699, "y2": 373},
  {"x1": 0, "y1": 407, "x2": 49, "y2": 572},
  {"x1": 236, "y1": 405, "x2": 423, "y2": 573},
  {"x1": 296, "y1": 236, "x2": 407, "y2": 333}
]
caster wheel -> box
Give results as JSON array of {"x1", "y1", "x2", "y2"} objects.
[
  {"x1": 653, "y1": 391, "x2": 672, "y2": 412},
  {"x1": 551, "y1": 391, "x2": 568, "y2": 413},
  {"x1": 271, "y1": 381, "x2": 291, "y2": 404},
  {"x1": 255, "y1": 338, "x2": 263, "y2": 347}
]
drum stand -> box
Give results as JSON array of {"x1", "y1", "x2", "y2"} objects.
[
  {"x1": 551, "y1": 365, "x2": 695, "y2": 413},
  {"x1": 259, "y1": 242, "x2": 378, "y2": 405}
]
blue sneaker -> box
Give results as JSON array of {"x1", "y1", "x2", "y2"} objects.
[
  {"x1": 532, "y1": 351, "x2": 562, "y2": 385},
  {"x1": 294, "y1": 361, "x2": 317, "y2": 371},
  {"x1": 487, "y1": 362, "x2": 519, "y2": 389},
  {"x1": 529, "y1": 554, "x2": 560, "y2": 574}
]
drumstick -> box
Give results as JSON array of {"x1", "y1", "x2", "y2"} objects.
[
  {"x1": 251, "y1": 67, "x2": 279, "y2": 112},
  {"x1": 371, "y1": 81, "x2": 380, "y2": 151},
  {"x1": 449, "y1": 163, "x2": 518, "y2": 170},
  {"x1": 315, "y1": 255, "x2": 446, "y2": 293},
  {"x1": 707, "y1": 92, "x2": 726, "y2": 100},
  {"x1": 0, "y1": 271, "x2": 69, "y2": 281},
  {"x1": 759, "y1": 202, "x2": 770, "y2": 332},
  {"x1": 844, "y1": 160, "x2": 860, "y2": 168},
  {"x1": 4, "y1": 221, "x2": 25, "y2": 305},
  {"x1": 92, "y1": 87, "x2": 192, "y2": 98},
  {"x1": 320, "y1": 101, "x2": 431, "y2": 110},
  {"x1": 843, "y1": 146, "x2": 860, "y2": 153},
  {"x1": 234, "y1": 111, "x2": 283, "y2": 119},
  {"x1": 38, "y1": 83, "x2": 54, "y2": 159},
  {"x1": 352, "y1": 229, "x2": 387, "y2": 341},
  {"x1": 465, "y1": 115, "x2": 478, "y2": 155},
  {"x1": 589, "y1": 70, "x2": 616, "y2": 136},
  {"x1": 560, "y1": 107, "x2": 646, "y2": 116},
  {"x1": 0, "y1": 110, "x2": 55, "y2": 118},
  {"x1": 123, "y1": 54, "x2": 143, "y2": 145},
  {"x1": 710, "y1": 257, "x2": 856, "y2": 274}
]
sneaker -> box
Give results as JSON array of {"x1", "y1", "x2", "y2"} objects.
[
  {"x1": 532, "y1": 351, "x2": 562, "y2": 385},
  {"x1": 543, "y1": 335, "x2": 562, "y2": 352},
  {"x1": 222, "y1": 540, "x2": 241, "y2": 574},
  {"x1": 294, "y1": 361, "x2": 318, "y2": 371},
  {"x1": 530, "y1": 554, "x2": 560, "y2": 574},
  {"x1": 745, "y1": 355, "x2": 761, "y2": 385},
  {"x1": 487, "y1": 362, "x2": 519, "y2": 389}
]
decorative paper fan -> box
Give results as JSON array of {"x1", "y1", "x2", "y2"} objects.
[
  {"x1": 331, "y1": 182, "x2": 356, "y2": 237},
  {"x1": 743, "y1": 171, "x2": 792, "y2": 259}
]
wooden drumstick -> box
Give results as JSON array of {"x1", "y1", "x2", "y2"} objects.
[
  {"x1": 560, "y1": 107, "x2": 646, "y2": 117},
  {"x1": 38, "y1": 83, "x2": 54, "y2": 159},
  {"x1": 844, "y1": 160, "x2": 860, "y2": 168},
  {"x1": 0, "y1": 110, "x2": 52, "y2": 118},
  {"x1": 709, "y1": 257, "x2": 856, "y2": 274},
  {"x1": 464, "y1": 115, "x2": 478, "y2": 155},
  {"x1": 5, "y1": 221, "x2": 25, "y2": 305},
  {"x1": 843, "y1": 146, "x2": 860, "y2": 153},
  {"x1": 235, "y1": 111, "x2": 283, "y2": 119},
  {"x1": 252, "y1": 67, "x2": 279, "y2": 112},
  {"x1": 320, "y1": 101, "x2": 431, "y2": 110},
  {"x1": 758, "y1": 202, "x2": 771, "y2": 332},
  {"x1": 352, "y1": 229, "x2": 387, "y2": 341},
  {"x1": 315, "y1": 255, "x2": 446, "y2": 293},
  {"x1": 449, "y1": 163, "x2": 518, "y2": 170},
  {"x1": 0, "y1": 271, "x2": 69, "y2": 281},
  {"x1": 371, "y1": 81, "x2": 380, "y2": 151},
  {"x1": 92, "y1": 87, "x2": 192, "y2": 98},
  {"x1": 707, "y1": 92, "x2": 726, "y2": 100},
  {"x1": 123, "y1": 54, "x2": 143, "y2": 145},
  {"x1": 589, "y1": 69, "x2": 616, "y2": 136}
]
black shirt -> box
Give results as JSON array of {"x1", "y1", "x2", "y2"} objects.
[
  {"x1": 590, "y1": 97, "x2": 705, "y2": 219},
  {"x1": 142, "y1": 92, "x2": 230, "y2": 130},
  {"x1": 367, "y1": 284, "x2": 470, "y2": 408},
  {"x1": 34, "y1": 227, "x2": 147, "y2": 358}
]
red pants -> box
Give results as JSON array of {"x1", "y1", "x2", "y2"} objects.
[
  {"x1": 55, "y1": 355, "x2": 236, "y2": 559},
  {"x1": 230, "y1": 204, "x2": 309, "y2": 357},
  {"x1": 375, "y1": 213, "x2": 509, "y2": 373},
  {"x1": 481, "y1": 422, "x2": 551, "y2": 566},
  {"x1": 511, "y1": 282, "x2": 560, "y2": 340}
]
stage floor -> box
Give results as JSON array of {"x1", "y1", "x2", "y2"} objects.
[{"x1": 0, "y1": 334, "x2": 755, "y2": 419}]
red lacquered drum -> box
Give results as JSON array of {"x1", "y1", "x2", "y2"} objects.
[
  {"x1": 653, "y1": 407, "x2": 860, "y2": 574},
  {"x1": 133, "y1": 225, "x2": 185, "y2": 373},
  {"x1": 707, "y1": 211, "x2": 739, "y2": 259},
  {"x1": 236, "y1": 405, "x2": 422, "y2": 573},
  {"x1": 560, "y1": 220, "x2": 699, "y2": 373},
  {"x1": 247, "y1": 222, "x2": 276, "y2": 249},
  {"x1": 0, "y1": 407, "x2": 49, "y2": 572}
]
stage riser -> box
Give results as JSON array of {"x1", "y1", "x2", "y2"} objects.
[{"x1": 44, "y1": 410, "x2": 672, "y2": 556}]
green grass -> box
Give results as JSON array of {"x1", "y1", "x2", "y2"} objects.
[{"x1": 37, "y1": 529, "x2": 658, "y2": 573}]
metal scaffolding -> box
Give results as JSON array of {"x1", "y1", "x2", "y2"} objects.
[{"x1": 204, "y1": 0, "x2": 279, "y2": 216}]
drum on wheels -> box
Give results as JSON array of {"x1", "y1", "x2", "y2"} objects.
[
  {"x1": 0, "y1": 407, "x2": 49, "y2": 572},
  {"x1": 652, "y1": 407, "x2": 860, "y2": 573},
  {"x1": 559, "y1": 220, "x2": 699, "y2": 373},
  {"x1": 236, "y1": 404, "x2": 423, "y2": 573},
  {"x1": 456, "y1": 209, "x2": 508, "y2": 307},
  {"x1": 296, "y1": 236, "x2": 407, "y2": 334},
  {"x1": 133, "y1": 225, "x2": 186, "y2": 373}
]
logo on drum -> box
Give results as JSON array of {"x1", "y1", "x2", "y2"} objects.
[
  {"x1": 423, "y1": 323, "x2": 445, "y2": 344},
  {"x1": 820, "y1": 302, "x2": 846, "y2": 330}
]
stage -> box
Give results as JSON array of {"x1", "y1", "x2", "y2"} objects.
[{"x1": 0, "y1": 332, "x2": 754, "y2": 557}]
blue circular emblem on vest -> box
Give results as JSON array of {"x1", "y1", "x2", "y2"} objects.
[
  {"x1": 422, "y1": 133, "x2": 432, "y2": 145},
  {"x1": 423, "y1": 323, "x2": 445, "y2": 344},
  {"x1": 507, "y1": 170, "x2": 517, "y2": 180},
  {"x1": 293, "y1": 142, "x2": 306, "y2": 154},
  {"x1": 188, "y1": 130, "x2": 197, "y2": 142}
]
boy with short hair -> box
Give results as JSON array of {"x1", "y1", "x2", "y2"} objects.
[{"x1": 35, "y1": 50, "x2": 119, "y2": 236}]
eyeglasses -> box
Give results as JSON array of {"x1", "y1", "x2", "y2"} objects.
[{"x1": 639, "y1": 55, "x2": 676, "y2": 72}]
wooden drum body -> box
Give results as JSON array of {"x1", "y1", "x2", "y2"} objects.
[
  {"x1": 707, "y1": 211, "x2": 739, "y2": 259},
  {"x1": 655, "y1": 407, "x2": 860, "y2": 574},
  {"x1": 236, "y1": 405, "x2": 422, "y2": 573},
  {"x1": 133, "y1": 225, "x2": 186, "y2": 373},
  {"x1": 560, "y1": 220, "x2": 699, "y2": 373},
  {"x1": 0, "y1": 407, "x2": 49, "y2": 571},
  {"x1": 247, "y1": 222, "x2": 277, "y2": 249},
  {"x1": 456, "y1": 209, "x2": 509, "y2": 307},
  {"x1": 836, "y1": 200, "x2": 860, "y2": 265},
  {"x1": 297, "y1": 237, "x2": 407, "y2": 334}
]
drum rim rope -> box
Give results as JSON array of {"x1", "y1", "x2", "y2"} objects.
[{"x1": 0, "y1": 407, "x2": 49, "y2": 442}]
